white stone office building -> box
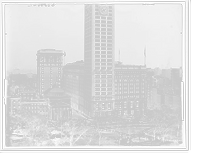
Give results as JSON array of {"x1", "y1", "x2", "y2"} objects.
[
  {"x1": 114, "y1": 64, "x2": 147, "y2": 115},
  {"x1": 36, "y1": 49, "x2": 66, "y2": 95},
  {"x1": 84, "y1": 4, "x2": 115, "y2": 117}
]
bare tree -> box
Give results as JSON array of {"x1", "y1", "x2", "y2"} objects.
[{"x1": 62, "y1": 118, "x2": 90, "y2": 146}]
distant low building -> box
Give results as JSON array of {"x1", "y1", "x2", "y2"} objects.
[
  {"x1": 20, "y1": 99, "x2": 49, "y2": 116},
  {"x1": 7, "y1": 74, "x2": 28, "y2": 84},
  {"x1": 156, "y1": 93, "x2": 165, "y2": 108},
  {"x1": 21, "y1": 86, "x2": 37, "y2": 101},
  {"x1": 10, "y1": 98, "x2": 21, "y2": 115},
  {"x1": 172, "y1": 95, "x2": 181, "y2": 110},
  {"x1": 165, "y1": 94, "x2": 173, "y2": 108},
  {"x1": 172, "y1": 68, "x2": 181, "y2": 89}
]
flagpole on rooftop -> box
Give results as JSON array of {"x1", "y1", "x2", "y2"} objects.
[{"x1": 144, "y1": 46, "x2": 146, "y2": 66}]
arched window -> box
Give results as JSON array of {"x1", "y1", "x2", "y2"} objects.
[
  {"x1": 136, "y1": 101, "x2": 139, "y2": 107},
  {"x1": 102, "y1": 103, "x2": 105, "y2": 110},
  {"x1": 108, "y1": 102, "x2": 111, "y2": 109}
]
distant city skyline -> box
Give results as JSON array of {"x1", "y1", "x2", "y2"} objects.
[{"x1": 5, "y1": 3, "x2": 183, "y2": 73}]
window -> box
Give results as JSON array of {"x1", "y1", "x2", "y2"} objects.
[
  {"x1": 102, "y1": 103, "x2": 105, "y2": 110},
  {"x1": 108, "y1": 102, "x2": 111, "y2": 109},
  {"x1": 96, "y1": 103, "x2": 99, "y2": 110},
  {"x1": 136, "y1": 101, "x2": 139, "y2": 107}
]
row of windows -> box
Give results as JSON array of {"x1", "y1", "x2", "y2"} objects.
[
  {"x1": 95, "y1": 24, "x2": 112, "y2": 28},
  {"x1": 95, "y1": 12, "x2": 112, "y2": 16},
  {"x1": 95, "y1": 43, "x2": 112, "y2": 47},
  {"x1": 95, "y1": 20, "x2": 112, "y2": 24},
  {"x1": 95, "y1": 38, "x2": 112, "y2": 42},
  {"x1": 95, "y1": 83, "x2": 112, "y2": 87},
  {"x1": 41, "y1": 71, "x2": 61, "y2": 74},
  {"x1": 95, "y1": 106, "x2": 112, "y2": 110},
  {"x1": 94, "y1": 97, "x2": 113, "y2": 100},
  {"x1": 115, "y1": 71, "x2": 146, "y2": 74},
  {"x1": 41, "y1": 60, "x2": 61, "y2": 62},
  {"x1": 95, "y1": 59, "x2": 112, "y2": 62},
  {"x1": 94, "y1": 72, "x2": 113, "y2": 75},
  {"x1": 95, "y1": 87, "x2": 112, "y2": 91},
  {"x1": 95, "y1": 67, "x2": 112, "y2": 70},
  {"x1": 95, "y1": 47, "x2": 112, "y2": 50},
  {"x1": 95, "y1": 51, "x2": 112, "y2": 55},
  {"x1": 41, "y1": 55, "x2": 61, "y2": 60},
  {"x1": 95, "y1": 16, "x2": 112, "y2": 20},
  {"x1": 95, "y1": 35, "x2": 112, "y2": 40},
  {"x1": 41, "y1": 64, "x2": 61, "y2": 66},
  {"x1": 41, "y1": 67, "x2": 61, "y2": 70},
  {"x1": 41, "y1": 75, "x2": 61, "y2": 77},
  {"x1": 95, "y1": 80, "x2": 113, "y2": 84},
  {"x1": 95, "y1": 92, "x2": 112, "y2": 95},
  {"x1": 95, "y1": 63, "x2": 112, "y2": 66},
  {"x1": 95, "y1": 55, "x2": 112, "y2": 58},
  {"x1": 95, "y1": 74, "x2": 112, "y2": 78},
  {"x1": 95, "y1": 27, "x2": 112, "y2": 31}
]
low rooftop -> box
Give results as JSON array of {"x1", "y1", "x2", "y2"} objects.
[{"x1": 37, "y1": 49, "x2": 66, "y2": 56}]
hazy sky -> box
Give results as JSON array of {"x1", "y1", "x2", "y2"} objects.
[{"x1": 5, "y1": 3, "x2": 183, "y2": 73}]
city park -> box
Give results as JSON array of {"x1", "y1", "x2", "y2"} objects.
[{"x1": 6, "y1": 104, "x2": 182, "y2": 147}]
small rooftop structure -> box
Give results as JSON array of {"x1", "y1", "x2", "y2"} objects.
[{"x1": 36, "y1": 49, "x2": 66, "y2": 56}]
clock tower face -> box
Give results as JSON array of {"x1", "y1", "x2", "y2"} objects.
[{"x1": 99, "y1": 5, "x2": 109, "y2": 15}]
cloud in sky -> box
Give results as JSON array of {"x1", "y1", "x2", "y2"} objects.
[{"x1": 5, "y1": 3, "x2": 183, "y2": 72}]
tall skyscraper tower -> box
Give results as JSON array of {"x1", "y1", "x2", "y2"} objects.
[
  {"x1": 84, "y1": 4, "x2": 115, "y2": 117},
  {"x1": 36, "y1": 49, "x2": 66, "y2": 94}
]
